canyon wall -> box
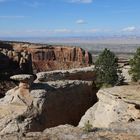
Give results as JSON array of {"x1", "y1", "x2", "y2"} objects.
[{"x1": 0, "y1": 41, "x2": 92, "y2": 74}]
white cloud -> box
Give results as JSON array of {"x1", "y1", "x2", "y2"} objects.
[
  {"x1": 122, "y1": 26, "x2": 136, "y2": 32},
  {"x1": 69, "y1": 0, "x2": 93, "y2": 4},
  {"x1": 53, "y1": 28, "x2": 72, "y2": 33},
  {"x1": 76, "y1": 19, "x2": 87, "y2": 24}
]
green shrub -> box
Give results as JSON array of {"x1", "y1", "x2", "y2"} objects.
[
  {"x1": 16, "y1": 115, "x2": 26, "y2": 123},
  {"x1": 95, "y1": 48, "x2": 123, "y2": 87},
  {"x1": 83, "y1": 120, "x2": 93, "y2": 133},
  {"x1": 129, "y1": 48, "x2": 140, "y2": 82}
]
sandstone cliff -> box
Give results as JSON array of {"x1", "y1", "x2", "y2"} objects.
[{"x1": 0, "y1": 41, "x2": 92, "y2": 73}]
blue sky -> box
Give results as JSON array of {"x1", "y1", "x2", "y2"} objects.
[{"x1": 0, "y1": 0, "x2": 140, "y2": 37}]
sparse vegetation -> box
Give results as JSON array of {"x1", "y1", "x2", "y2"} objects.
[
  {"x1": 129, "y1": 48, "x2": 140, "y2": 82},
  {"x1": 16, "y1": 115, "x2": 26, "y2": 123},
  {"x1": 95, "y1": 48, "x2": 124, "y2": 87},
  {"x1": 83, "y1": 120, "x2": 93, "y2": 133}
]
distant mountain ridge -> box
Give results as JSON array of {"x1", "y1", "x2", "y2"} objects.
[{"x1": 1, "y1": 35, "x2": 140, "y2": 44}]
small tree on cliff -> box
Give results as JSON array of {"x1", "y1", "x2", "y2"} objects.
[
  {"x1": 129, "y1": 47, "x2": 140, "y2": 82},
  {"x1": 95, "y1": 48, "x2": 123, "y2": 87}
]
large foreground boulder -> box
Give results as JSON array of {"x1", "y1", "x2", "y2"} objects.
[
  {"x1": 0, "y1": 74, "x2": 97, "y2": 135},
  {"x1": 79, "y1": 85, "x2": 140, "y2": 128}
]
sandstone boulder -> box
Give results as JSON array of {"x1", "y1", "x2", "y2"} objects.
[{"x1": 79, "y1": 85, "x2": 140, "y2": 128}]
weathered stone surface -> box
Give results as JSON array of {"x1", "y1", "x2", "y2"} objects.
[
  {"x1": 121, "y1": 65, "x2": 132, "y2": 83},
  {"x1": 79, "y1": 85, "x2": 140, "y2": 128},
  {"x1": 30, "y1": 80, "x2": 97, "y2": 129},
  {"x1": 1, "y1": 125, "x2": 140, "y2": 140},
  {"x1": 36, "y1": 65, "x2": 95, "y2": 82},
  {"x1": 0, "y1": 77, "x2": 97, "y2": 134},
  {"x1": 109, "y1": 121, "x2": 140, "y2": 135}
]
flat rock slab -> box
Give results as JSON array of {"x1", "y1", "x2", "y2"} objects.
[
  {"x1": 37, "y1": 65, "x2": 95, "y2": 82},
  {"x1": 100, "y1": 85, "x2": 140, "y2": 105},
  {"x1": 10, "y1": 74, "x2": 34, "y2": 83}
]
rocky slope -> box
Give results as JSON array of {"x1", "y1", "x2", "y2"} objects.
[{"x1": 79, "y1": 85, "x2": 140, "y2": 129}]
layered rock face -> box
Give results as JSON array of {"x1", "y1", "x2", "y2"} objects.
[
  {"x1": 79, "y1": 85, "x2": 140, "y2": 129},
  {"x1": 0, "y1": 41, "x2": 92, "y2": 73},
  {"x1": 29, "y1": 45, "x2": 92, "y2": 72}
]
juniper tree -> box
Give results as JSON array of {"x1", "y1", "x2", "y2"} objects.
[
  {"x1": 95, "y1": 48, "x2": 122, "y2": 87},
  {"x1": 129, "y1": 48, "x2": 140, "y2": 82}
]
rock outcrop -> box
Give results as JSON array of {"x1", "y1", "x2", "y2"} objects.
[
  {"x1": 79, "y1": 85, "x2": 140, "y2": 129},
  {"x1": 121, "y1": 65, "x2": 132, "y2": 83},
  {"x1": 28, "y1": 45, "x2": 92, "y2": 72},
  {"x1": 0, "y1": 71, "x2": 97, "y2": 135},
  {"x1": 0, "y1": 42, "x2": 32, "y2": 75},
  {"x1": 0, "y1": 41, "x2": 92, "y2": 73},
  {"x1": 36, "y1": 65, "x2": 95, "y2": 82}
]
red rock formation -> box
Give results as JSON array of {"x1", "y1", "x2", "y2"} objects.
[
  {"x1": 0, "y1": 41, "x2": 92, "y2": 73},
  {"x1": 29, "y1": 46, "x2": 92, "y2": 72}
]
